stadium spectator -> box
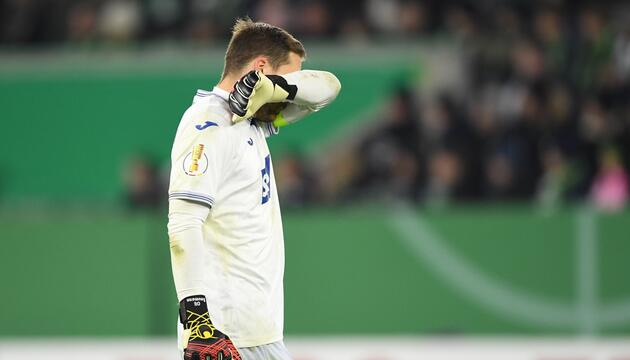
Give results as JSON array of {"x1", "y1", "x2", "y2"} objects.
[
  {"x1": 275, "y1": 153, "x2": 320, "y2": 208},
  {"x1": 122, "y1": 155, "x2": 164, "y2": 210},
  {"x1": 346, "y1": 86, "x2": 422, "y2": 202},
  {"x1": 590, "y1": 148, "x2": 629, "y2": 212}
]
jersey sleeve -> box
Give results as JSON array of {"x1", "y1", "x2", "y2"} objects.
[
  {"x1": 272, "y1": 70, "x2": 341, "y2": 128},
  {"x1": 274, "y1": 103, "x2": 313, "y2": 128},
  {"x1": 284, "y1": 70, "x2": 341, "y2": 111},
  {"x1": 168, "y1": 110, "x2": 231, "y2": 208}
]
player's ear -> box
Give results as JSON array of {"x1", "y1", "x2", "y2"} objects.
[{"x1": 252, "y1": 56, "x2": 268, "y2": 71}]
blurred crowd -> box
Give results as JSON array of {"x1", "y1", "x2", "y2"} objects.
[
  {"x1": 279, "y1": 0, "x2": 629, "y2": 211},
  {"x1": 3, "y1": 0, "x2": 627, "y2": 47},
  {"x1": 0, "y1": 0, "x2": 427, "y2": 45},
  {"x1": 14, "y1": 0, "x2": 623, "y2": 210}
]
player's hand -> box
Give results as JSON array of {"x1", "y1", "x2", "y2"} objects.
[
  {"x1": 180, "y1": 296, "x2": 241, "y2": 360},
  {"x1": 229, "y1": 70, "x2": 297, "y2": 124}
]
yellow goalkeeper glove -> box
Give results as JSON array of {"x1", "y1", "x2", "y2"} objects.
[
  {"x1": 179, "y1": 295, "x2": 241, "y2": 360},
  {"x1": 229, "y1": 70, "x2": 297, "y2": 123}
]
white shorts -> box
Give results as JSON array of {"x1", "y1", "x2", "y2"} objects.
[{"x1": 237, "y1": 341, "x2": 292, "y2": 360}]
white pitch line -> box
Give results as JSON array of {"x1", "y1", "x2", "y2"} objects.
[
  {"x1": 576, "y1": 206, "x2": 599, "y2": 336},
  {"x1": 388, "y1": 204, "x2": 577, "y2": 329}
]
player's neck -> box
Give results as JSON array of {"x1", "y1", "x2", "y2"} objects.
[{"x1": 216, "y1": 76, "x2": 239, "y2": 93}]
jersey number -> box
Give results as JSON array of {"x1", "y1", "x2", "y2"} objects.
[{"x1": 261, "y1": 155, "x2": 271, "y2": 204}]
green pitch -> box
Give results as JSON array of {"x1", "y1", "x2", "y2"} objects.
[{"x1": 0, "y1": 206, "x2": 628, "y2": 336}]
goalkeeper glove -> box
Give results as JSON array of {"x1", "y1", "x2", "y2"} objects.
[
  {"x1": 179, "y1": 295, "x2": 241, "y2": 360},
  {"x1": 229, "y1": 70, "x2": 297, "y2": 123}
]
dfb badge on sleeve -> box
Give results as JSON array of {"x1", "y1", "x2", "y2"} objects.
[{"x1": 183, "y1": 144, "x2": 208, "y2": 176}]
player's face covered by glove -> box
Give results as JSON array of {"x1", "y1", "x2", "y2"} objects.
[{"x1": 254, "y1": 102, "x2": 288, "y2": 123}]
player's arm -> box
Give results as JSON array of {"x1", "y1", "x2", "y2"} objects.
[
  {"x1": 273, "y1": 70, "x2": 341, "y2": 127},
  {"x1": 283, "y1": 70, "x2": 341, "y2": 109},
  {"x1": 167, "y1": 117, "x2": 240, "y2": 360},
  {"x1": 168, "y1": 199, "x2": 240, "y2": 360},
  {"x1": 229, "y1": 70, "x2": 341, "y2": 125},
  {"x1": 168, "y1": 198, "x2": 209, "y2": 300}
]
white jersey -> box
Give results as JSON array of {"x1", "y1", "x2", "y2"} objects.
[{"x1": 168, "y1": 87, "x2": 285, "y2": 347}]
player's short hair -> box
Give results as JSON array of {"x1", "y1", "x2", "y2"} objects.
[{"x1": 222, "y1": 18, "x2": 306, "y2": 80}]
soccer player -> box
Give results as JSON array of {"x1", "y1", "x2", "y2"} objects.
[{"x1": 167, "y1": 19, "x2": 341, "y2": 360}]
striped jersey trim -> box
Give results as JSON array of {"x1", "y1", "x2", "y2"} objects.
[
  {"x1": 195, "y1": 90, "x2": 223, "y2": 101},
  {"x1": 266, "y1": 121, "x2": 279, "y2": 136},
  {"x1": 169, "y1": 191, "x2": 215, "y2": 207}
]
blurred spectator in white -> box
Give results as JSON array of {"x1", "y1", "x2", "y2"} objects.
[
  {"x1": 98, "y1": 0, "x2": 142, "y2": 43},
  {"x1": 591, "y1": 148, "x2": 628, "y2": 212},
  {"x1": 365, "y1": 0, "x2": 402, "y2": 34},
  {"x1": 613, "y1": 27, "x2": 630, "y2": 80}
]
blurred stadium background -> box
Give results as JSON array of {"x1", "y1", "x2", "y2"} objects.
[{"x1": 1, "y1": 0, "x2": 630, "y2": 359}]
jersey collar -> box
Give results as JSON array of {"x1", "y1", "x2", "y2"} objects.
[
  {"x1": 193, "y1": 87, "x2": 230, "y2": 104},
  {"x1": 211, "y1": 86, "x2": 230, "y2": 102}
]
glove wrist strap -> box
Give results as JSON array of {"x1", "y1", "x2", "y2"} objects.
[
  {"x1": 179, "y1": 295, "x2": 212, "y2": 329},
  {"x1": 266, "y1": 75, "x2": 297, "y2": 100}
]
